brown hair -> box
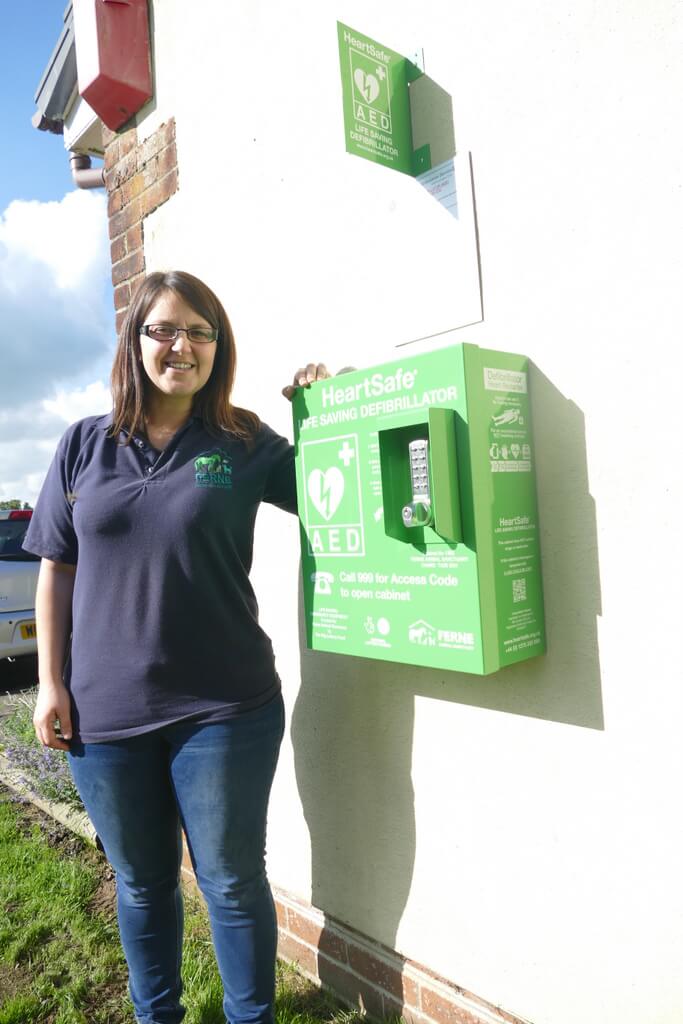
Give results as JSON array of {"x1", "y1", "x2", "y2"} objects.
[{"x1": 110, "y1": 270, "x2": 260, "y2": 442}]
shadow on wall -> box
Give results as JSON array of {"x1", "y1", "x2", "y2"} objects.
[
  {"x1": 291, "y1": 605, "x2": 418, "y2": 987},
  {"x1": 291, "y1": 360, "x2": 603, "y2": 964},
  {"x1": 407, "y1": 363, "x2": 604, "y2": 729}
]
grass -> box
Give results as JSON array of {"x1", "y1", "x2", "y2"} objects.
[
  {"x1": 0, "y1": 690, "x2": 368, "y2": 1024},
  {"x1": 0, "y1": 787, "x2": 364, "y2": 1024},
  {"x1": 0, "y1": 789, "x2": 131, "y2": 1023}
]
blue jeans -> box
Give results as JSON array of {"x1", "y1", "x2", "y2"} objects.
[{"x1": 68, "y1": 694, "x2": 285, "y2": 1024}]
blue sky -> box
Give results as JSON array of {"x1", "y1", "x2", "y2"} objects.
[
  {"x1": 1, "y1": 2, "x2": 114, "y2": 503},
  {"x1": 1, "y1": 3, "x2": 75, "y2": 210}
]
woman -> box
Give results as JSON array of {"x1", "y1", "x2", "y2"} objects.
[{"x1": 25, "y1": 270, "x2": 327, "y2": 1024}]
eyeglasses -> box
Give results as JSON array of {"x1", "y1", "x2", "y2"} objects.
[{"x1": 140, "y1": 324, "x2": 218, "y2": 344}]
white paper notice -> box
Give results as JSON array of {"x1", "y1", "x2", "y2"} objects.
[{"x1": 417, "y1": 159, "x2": 458, "y2": 218}]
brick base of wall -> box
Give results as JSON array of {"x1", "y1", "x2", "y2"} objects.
[{"x1": 181, "y1": 847, "x2": 528, "y2": 1024}]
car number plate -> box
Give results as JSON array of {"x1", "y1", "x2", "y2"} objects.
[{"x1": 20, "y1": 622, "x2": 37, "y2": 639}]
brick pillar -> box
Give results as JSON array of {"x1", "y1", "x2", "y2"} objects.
[{"x1": 102, "y1": 119, "x2": 179, "y2": 334}]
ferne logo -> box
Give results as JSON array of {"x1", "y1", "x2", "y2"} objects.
[{"x1": 194, "y1": 450, "x2": 232, "y2": 489}]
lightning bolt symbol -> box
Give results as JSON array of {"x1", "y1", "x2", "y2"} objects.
[{"x1": 321, "y1": 475, "x2": 334, "y2": 519}]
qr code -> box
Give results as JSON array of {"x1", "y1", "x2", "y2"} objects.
[{"x1": 512, "y1": 577, "x2": 526, "y2": 603}]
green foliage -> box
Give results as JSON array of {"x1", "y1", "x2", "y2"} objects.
[
  {"x1": 0, "y1": 690, "x2": 83, "y2": 811},
  {"x1": 0, "y1": 692, "x2": 36, "y2": 745}
]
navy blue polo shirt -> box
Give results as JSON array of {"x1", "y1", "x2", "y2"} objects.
[{"x1": 23, "y1": 413, "x2": 297, "y2": 742}]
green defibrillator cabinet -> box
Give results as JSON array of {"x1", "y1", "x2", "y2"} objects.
[{"x1": 292, "y1": 343, "x2": 545, "y2": 674}]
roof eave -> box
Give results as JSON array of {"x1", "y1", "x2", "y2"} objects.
[{"x1": 33, "y1": 2, "x2": 77, "y2": 135}]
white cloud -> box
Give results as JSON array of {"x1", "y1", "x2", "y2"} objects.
[
  {"x1": 0, "y1": 380, "x2": 113, "y2": 504},
  {"x1": 0, "y1": 189, "x2": 115, "y2": 504},
  {"x1": 0, "y1": 189, "x2": 114, "y2": 410},
  {"x1": 0, "y1": 416, "x2": 64, "y2": 506},
  {"x1": 0, "y1": 190, "x2": 110, "y2": 291},
  {"x1": 43, "y1": 379, "x2": 111, "y2": 424}
]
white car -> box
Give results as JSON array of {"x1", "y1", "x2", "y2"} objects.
[{"x1": 0, "y1": 510, "x2": 39, "y2": 662}]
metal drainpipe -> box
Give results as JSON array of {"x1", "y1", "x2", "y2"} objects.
[{"x1": 69, "y1": 152, "x2": 105, "y2": 189}]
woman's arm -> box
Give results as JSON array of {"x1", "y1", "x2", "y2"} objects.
[{"x1": 33, "y1": 558, "x2": 76, "y2": 751}]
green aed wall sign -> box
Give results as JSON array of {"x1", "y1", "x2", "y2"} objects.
[
  {"x1": 337, "y1": 22, "x2": 418, "y2": 175},
  {"x1": 293, "y1": 344, "x2": 546, "y2": 675}
]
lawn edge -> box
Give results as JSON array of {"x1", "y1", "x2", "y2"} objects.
[{"x1": 0, "y1": 750, "x2": 96, "y2": 845}]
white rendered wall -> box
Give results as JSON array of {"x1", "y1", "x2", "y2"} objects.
[{"x1": 138, "y1": 3, "x2": 683, "y2": 1023}]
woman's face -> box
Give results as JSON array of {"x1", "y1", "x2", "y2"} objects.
[{"x1": 139, "y1": 290, "x2": 217, "y2": 405}]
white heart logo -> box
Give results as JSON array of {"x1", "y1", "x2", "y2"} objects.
[
  {"x1": 308, "y1": 468, "x2": 344, "y2": 521},
  {"x1": 353, "y1": 69, "x2": 380, "y2": 105}
]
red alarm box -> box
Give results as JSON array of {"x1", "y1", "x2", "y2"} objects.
[{"x1": 72, "y1": 0, "x2": 153, "y2": 131}]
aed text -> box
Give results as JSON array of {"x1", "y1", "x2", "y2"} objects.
[
  {"x1": 309, "y1": 526, "x2": 363, "y2": 555},
  {"x1": 353, "y1": 107, "x2": 391, "y2": 132}
]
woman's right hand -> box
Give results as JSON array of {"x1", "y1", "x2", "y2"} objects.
[
  {"x1": 33, "y1": 558, "x2": 76, "y2": 751},
  {"x1": 33, "y1": 681, "x2": 72, "y2": 751}
]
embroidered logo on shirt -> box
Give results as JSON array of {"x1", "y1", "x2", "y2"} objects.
[{"x1": 194, "y1": 450, "x2": 233, "y2": 489}]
